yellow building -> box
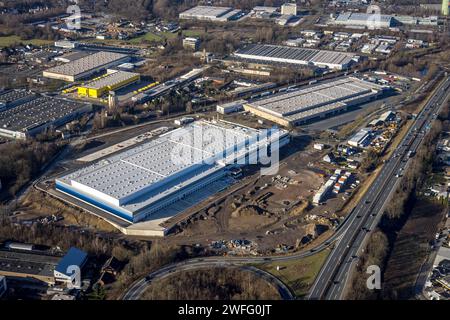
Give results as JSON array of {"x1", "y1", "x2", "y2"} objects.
[{"x1": 77, "y1": 70, "x2": 140, "y2": 99}]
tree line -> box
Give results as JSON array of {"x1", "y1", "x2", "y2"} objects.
[
  {"x1": 0, "y1": 140, "x2": 61, "y2": 197},
  {"x1": 141, "y1": 267, "x2": 281, "y2": 300}
]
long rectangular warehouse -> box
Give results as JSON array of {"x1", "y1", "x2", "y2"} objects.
[
  {"x1": 233, "y1": 44, "x2": 359, "y2": 70},
  {"x1": 0, "y1": 91, "x2": 92, "y2": 140},
  {"x1": 244, "y1": 77, "x2": 386, "y2": 127},
  {"x1": 56, "y1": 120, "x2": 290, "y2": 224},
  {"x1": 179, "y1": 6, "x2": 242, "y2": 22},
  {"x1": 43, "y1": 52, "x2": 130, "y2": 82},
  {"x1": 333, "y1": 12, "x2": 395, "y2": 29},
  {"x1": 77, "y1": 70, "x2": 140, "y2": 98}
]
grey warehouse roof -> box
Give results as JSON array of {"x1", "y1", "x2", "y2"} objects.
[
  {"x1": 0, "y1": 95, "x2": 91, "y2": 132},
  {"x1": 0, "y1": 249, "x2": 60, "y2": 278},
  {"x1": 248, "y1": 77, "x2": 384, "y2": 118},
  {"x1": 0, "y1": 90, "x2": 36, "y2": 106},
  {"x1": 335, "y1": 12, "x2": 394, "y2": 24},
  {"x1": 234, "y1": 44, "x2": 357, "y2": 68},
  {"x1": 45, "y1": 52, "x2": 128, "y2": 76}
]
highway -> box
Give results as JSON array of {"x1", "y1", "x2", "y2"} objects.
[
  {"x1": 123, "y1": 261, "x2": 295, "y2": 300},
  {"x1": 308, "y1": 74, "x2": 450, "y2": 300},
  {"x1": 121, "y1": 75, "x2": 450, "y2": 301}
]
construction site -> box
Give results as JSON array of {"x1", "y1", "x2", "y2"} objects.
[{"x1": 160, "y1": 134, "x2": 364, "y2": 253}]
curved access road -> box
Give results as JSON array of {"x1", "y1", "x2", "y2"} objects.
[
  {"x1": 123, "y1": 75, "x2": 450, "y2": 301},
  {"x1": 122, "y1": 261, "x2": 295, "y2": 300},
  {"x1": 121, "y1": 188, "x2": 363, "y2": 300}
]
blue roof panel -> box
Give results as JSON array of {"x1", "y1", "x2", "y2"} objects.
[{"x1": 56, "y1": 247, "x2": 88, "y2": 276}]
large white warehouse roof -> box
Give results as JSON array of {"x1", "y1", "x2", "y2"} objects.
[
  {"x1": 56, "y1": 121, "x2": 289, "y2": 222},
  {"x1": 244, "y1": 77, "x2": 386, "y2": 126},
  {"x1": 44, "y1": 52, "x2": 128, "y2": 77},
  {"x1": 179, "y1": 6, "x2": 240, "y2": 21}
]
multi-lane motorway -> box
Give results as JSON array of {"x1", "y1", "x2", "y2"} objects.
[
  {"x1": 308, "y1": 75, "x2": 450, "y2": 300},
  {"x1": 122, "y1": 75, "x2": 450, "y2": 301}
]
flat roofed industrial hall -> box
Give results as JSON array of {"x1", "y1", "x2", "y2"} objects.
[{"x1": 56, "y1": 120, "x2": 290, "y2": 224}]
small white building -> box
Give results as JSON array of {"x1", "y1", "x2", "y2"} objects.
[
  {"x1": 281, "y1": 3, "x2": 297, "y2": 16},
  {"x1": 216, "y1": 100, "x2": 245, "y2": 114},
  {"x1": 284, "y1": 38, "x2": 305, "y2": 47},
  {"x1": 51, "y1": 293, "x2": 76, "y2": 300},
  {"x1": 323, "y1": 153, "x2": 336, "y2": 163},
  {"x1": 375, "y1": 44, "x2": 392, "y2": 55},
  {"x1": 174, "y1": 117, "x2": 195, "y2": 126},
  {"x1": 313, "y1": 180, "x2": 334, "y2": 205},
  {"x1": 314, "y1": 143, "x2": 325, "y2": 151},
  {"x1": 183, "y1": 37, "x2": 201, "y2": 51}
]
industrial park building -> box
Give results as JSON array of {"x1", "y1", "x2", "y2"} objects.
[
  {"x1": 55, "y1": 121, "x2": 289, "y2": 224},
  {"x1": 183, "y1": 37, "x2": 201, "y2": 51},
  {"x1": 333, "y1": 12, "x2": 396, "y2": 29},
  {"x1": 216, "y1": 100, "x2": 246, "y2": 114},
  {"x1": 0, "y1": 246, "x2": 87, "y2": 286},
  {"x1": 233, "y1": 44, "x2": 359, "y2": 70},
  {"x1": 77, "y1": 70, "x2": 140, "y2": 98},
  {"x1": 43, "y1": 52, "x2": 130, "y2": 82},
  {"x1": 179, "y1": 6, "x2": 243, "y2": 22},
  {"x1": 0, "y1": 89, "x2": 37, "y2": 111},
  {"x1": 243, "y1": 77, "x2": 386, "y2": 127},
  {"x1": 348, "y1": 128, "x2": 373, "y2": 148},
  {"x1": 0, "y1": 90, "x2": 92, "y2": 140}
]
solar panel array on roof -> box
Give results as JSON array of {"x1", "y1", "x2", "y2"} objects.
[
  {"x1": 0, "y1": 96, "x2": 91, "y2": 132},
  {"x1": 234, "y1": 44, "x2": 357, "y2": 69},
  {"x1": 0, "y1": 90, "x2": 36, "y2": 105}
]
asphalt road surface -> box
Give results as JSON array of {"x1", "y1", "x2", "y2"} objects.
[
  {"x1": 122, "y1": 261, "x2": 294, "y2": 300},
  {"x1": 121, "y1": 75, "x2": 450, "y2": 301},
  {"x1": 308, "y1": 74, "x2": 450, "y2": 300}
]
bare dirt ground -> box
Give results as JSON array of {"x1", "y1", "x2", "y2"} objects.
[
  {"x1": 14, "y1": 190, "x2": 118, "y2": 233},
  {"x1": 165, "y1": 136, "x2": 346, "y2": 253}
]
